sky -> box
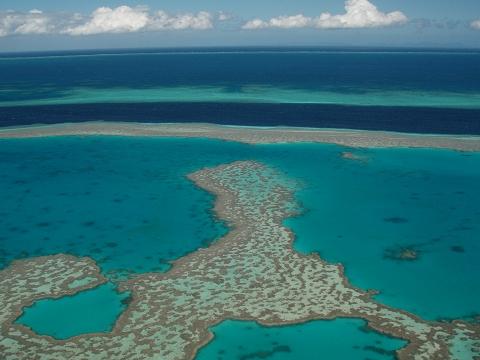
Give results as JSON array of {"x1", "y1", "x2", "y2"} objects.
[{"x1": 0, "y1": 0, "x2": 479, "y2": 52}]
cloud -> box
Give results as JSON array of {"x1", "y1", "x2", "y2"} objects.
[
  {"x1": 0, "y1": 6, "x2": 214, "y2": 37},
  {"x1": 218, "y1": 12, "x2": 232, "y2": 22},
  {"x1": 64, "y1": 6, "x2": 149, "y2": 35},
  {"x1": 243, "y1": 15, "x2": 311, "y2": 29},
  {"x1": 148, "y1": 10, "x2": 213, "y2": 31},
  {"x1": 242, "y1": 0, "x2": 407, "y2": 30},
  {"x1": 314, "y1": 0, "x2": 407, "y2": 28},
  {"x1": 65, "y1": 6, "x2": 213, "y2": 35},
  {"x1": 242, "y1": 19, "x2": 268, "y2": 30},
  {"x1": 472, "y1": 19, "x2": 480, "y2": 30},
  {"x1": 0, "y1": 10, "x2": 56, "y2": 36}
]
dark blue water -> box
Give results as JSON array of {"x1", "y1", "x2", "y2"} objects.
[
  {"x1": 1, "y1": 48, "x2": 480, "y2": 134},
  {"x1": 2, "y1": 103, "x2": 480, "y2": 134},
  {"x1": 2, "y1": 48, "x2": 479, "y2": 93}
]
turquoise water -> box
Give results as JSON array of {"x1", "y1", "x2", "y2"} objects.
[
  {"x1": 2, "y1": 85, "x2": 480, "y2": 109},
  {"x1": 196, "y1": 319, "x2": 406, "y2": 360},
  {"x1": 278, "y1": 144, "x2": 480, "y2": 321},
  {"x1": 16, "y1": 282, "x2": 128, "y2": 339},
  {"x1": 1, "y1": 136, "x2": 479, "y2": 338},
  {"x1": 0, "y1": 137, "x2": 239, "y2": 277}
]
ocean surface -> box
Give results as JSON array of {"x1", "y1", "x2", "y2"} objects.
[
  {"x1": 1, "y1": 47, "x2": 480, "y2": 133},
  {"x1": 1, "y1": 48, "x2": 479, "y2": 358},
  {"x1": 1, "y1": 137, "x2": 479, "y2": 352}
]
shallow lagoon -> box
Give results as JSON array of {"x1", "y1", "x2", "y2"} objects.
[
  {"x1": 1, "y1": 136, "x2": 479, "y2": 339},
  {"x1": 16, "y1": 282, "x2": 128, "y2": 340},
  {"x1": 279, "y1": 144, "x2": 480, "y2": 320},
  {"x1": 0, "y1": 137, "x2": 239, "y2": 277},
  {"x1": 196, "y1": 319, "x2": 406, "y2": 360}
]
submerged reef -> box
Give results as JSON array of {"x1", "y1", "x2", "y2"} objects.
[
  {"x1": 1, "y1": 121, "x2": 480, "y2": 151},
  {"x1": 384, "y1": 246, "x2": 420, "y2": 262},
  {"x1": 0, "y1": 161, "x2": 479, "y2": 359},
  {"x1": 341, "y1": 151, "x2": 369, "y2": 162}
]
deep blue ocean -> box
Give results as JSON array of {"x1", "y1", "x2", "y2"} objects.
[{"x1": 1, "y1": 47, "x2": 480, "y2": 133}]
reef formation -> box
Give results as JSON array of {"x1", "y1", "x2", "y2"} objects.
[
  {"x1": 1, "y1": 121, "x2": 480, "y2": 151},
  {"x1": 0, "y1": 160, "x2": 479, "y2": 359}
]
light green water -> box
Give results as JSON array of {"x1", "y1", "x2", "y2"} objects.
[{"x1": 2, "y1": 85, "x2": 480, "y2": 109}]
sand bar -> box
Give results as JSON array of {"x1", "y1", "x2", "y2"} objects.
[{"x1": 1, "y1": 121, "x2": 479, "y2": 151}]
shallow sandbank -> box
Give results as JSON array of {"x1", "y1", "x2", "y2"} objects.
[{"x1": 0, "y1": 121, "x2": 479, "y2": 151}]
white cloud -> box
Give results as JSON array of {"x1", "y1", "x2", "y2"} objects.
[
  {"x1": 0, "y1": 10, "x2": 56, "y2": 36},
  {"x1": 64, "y1": 6, "x2": 213, "y2": 35},
  {"x1": 218, "y1": 11, "x2": 232, "y2": 22},
  {"x1": 244, "y1": 15, "x2": 311, "y2": 29},
  {"x1": 242, "y1": 0, "x2": 407, "y2": 30},
  {"x1": 149, "y1": 10, "x2": 213, "y2": 31},
  {"x1": 471, "y1": 19, "x2": 480, "y2": 30},
  {"x1": 64, "y1": 6, "x2": 149, "y2": 35},
  {"x1": 0, "y1": 6, "x2": 214, "y2": 37},
  {"x1": 315, "y1": 0, "x2": 407, "y2": 28},
  {"x1": 243, "y1": 19, "x2": 269, "y2": 30}
]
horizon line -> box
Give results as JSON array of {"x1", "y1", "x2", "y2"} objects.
[{"x1": 2, "y1": 44, "x2": 480, "y2": 56}]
